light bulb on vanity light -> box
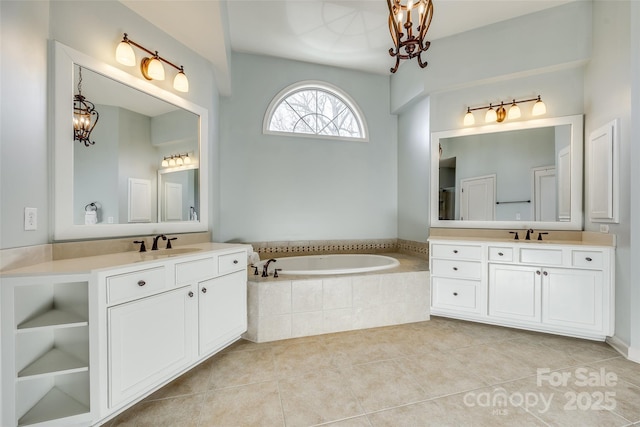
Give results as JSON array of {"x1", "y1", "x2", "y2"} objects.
[
  {"x1": 507, "y1": 100, "x2": 521, "y2": 120},
  {"x1": 173, "y1": 67, "x2": 189, "y2": 93},
  {"x1": 463, "y1": 107, "x2": 475, "y2": 126},
  {"x1": 532, "y1": 95, "x2": 546, "y2": 116},
  {"x1": 168, "y1": 156, "x2": 176, "y2": 167},
  {"x1": 176, "y1": 156, "x2": 184, "y2": 166},
  {"x1": 141, "y1": 53, "x2": 165, "y2": 81},
  {"x1": 115, "y1": 34, "x2": 136, "y2": 66},
  {"x1": 161, "y1": 157, "x2": 169, "y2": 167},
  {"x1": 183, "y1": 154, "x2": 191, "y2": 164},
  {"x1": 485, "y1": 104, "x2": 497, "y2": 123}
]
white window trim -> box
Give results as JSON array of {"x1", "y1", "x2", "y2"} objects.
[{"x1": 263, "y1": 80, "x2": 369, "y2": 142}]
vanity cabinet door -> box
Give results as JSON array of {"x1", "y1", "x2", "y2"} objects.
[
  {"x1": 108, "y1": 286, "x2": 196, "y2": 408},
  {"x1": 542, "y1": 268, "x2": 603, "y2": 332},
  {"x1": 489, "y1": 264, "x2": 541, "y2": 323},
  {"x1": 198, "y1": 271, "x2": 247, "y2": 357}
]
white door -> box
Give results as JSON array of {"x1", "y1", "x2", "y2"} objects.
[
  {"x1": 108, "y1": 287, "x2": 195, "y2": 408},
  {"x1": 164, "y1": 182, "x2": 183, "y2": 221},
  {"x1": 128, "y1": 178, "x2": 151, "y2": 223},
  {"x1": 198, "y1": 271, "x2": 247, "y2": 357},
  {"x1": 557, "y1": 146, "x2": 571, "y2": 221},
  {"x1": 542, "y1": 268, "x2": 603, "y2": 332},
  {"x1": 489, "y1": 264, "x2": 541, "y2": 323},
  {"x1": 532, "y1": 166, "x2": 556, "y2": 221},
  {"x1": 460, "y1": 175, "x2": 495, "y2": 221}
]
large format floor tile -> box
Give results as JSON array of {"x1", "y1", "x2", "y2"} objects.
[{"x1": 107, "y1": 317, "x2": 639, "y2": 427}]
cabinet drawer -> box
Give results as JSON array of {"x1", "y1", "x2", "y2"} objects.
[
  {"x1": 431, "y1": 259, "x2": 481, "y2": 280},
  {"x1": 431, "y1": 243, "x2": 482, "y2": 260},
  {"x1": 432, "y1": 277, "x2": 480, "y2": 312},
  {"x1": 519, "y1": 248, "x2": 563, "y2": 265},
  {"x1": 219, "y1": 251, "x2": 247, "y2": 275},
  {"x1": 107, "y1": 267, "x2": 166, "y2": 304},
  {"x1": 488, "y1": 247, "x2": 514, "y2": 262},
  {"x1": 176, "y1": 257, "x2": 216, "y2": 284},
  {"x1": 571, "y1": 251, "x2": 604, "y2": 269}
]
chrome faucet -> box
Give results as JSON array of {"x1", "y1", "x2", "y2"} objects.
[
  {"x1": 262, "y1": 258, "x2": 277, "y2": 277},
  {"x1": 151, "y1": 234, "x2": 166, "y2": 250}
]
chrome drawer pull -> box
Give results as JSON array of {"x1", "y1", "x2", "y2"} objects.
[
  {"x1": 586, "y1": 257, "x2": 593, "y2": 262},
  {"x1": 137, "y1": 280, "x2": 146, "y2": 287}
]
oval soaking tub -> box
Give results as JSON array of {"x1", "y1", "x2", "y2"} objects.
[{"x1": 257, "y1": 254, "x2": 400, "y2": 276}]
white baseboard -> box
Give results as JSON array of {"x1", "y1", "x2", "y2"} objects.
[
  {"x1": 628, "y1": 346, "x2": 640, "y2": 363},
  {"x1": 606, "y1": 335, "x2": 629, "y2": 358}
]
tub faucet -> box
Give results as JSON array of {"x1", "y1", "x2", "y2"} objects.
[
  {"x1": 262, "y1": 259, "x2": 277, "y2": 277},
  {"x1": 152, "y1": 234, "x2": 167, "y2": 250}
]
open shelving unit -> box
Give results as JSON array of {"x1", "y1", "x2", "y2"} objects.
[{"x1": 2, "y1": 275, "x2": 92, "y2": 427}]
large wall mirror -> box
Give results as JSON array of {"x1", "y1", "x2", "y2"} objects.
[
  {"x1": 53, "y1": 41, "x2": 209, "y2": 240},
  {"x1": 430, "y1": 115, "x2": 583, "y2": 230}
]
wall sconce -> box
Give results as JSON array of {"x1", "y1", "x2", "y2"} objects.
[
  {"x1": 386, "y1": 0, "x2": 434, "y2": 73},
  {"x1": 161, "y1": 153, "x2": 192, "y2": 168},
  {"x1": 463, "y1": 95, "x2": 546, "y2": 126},
  {"x1": 73, "y1": 66, "x2": 100, "y2": 146},
  {"x1": 116, "y1": 33, "x2": 189, "y2": 93}
]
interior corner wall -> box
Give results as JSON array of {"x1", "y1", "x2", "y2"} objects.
[
  {"x1": 218, "y1": 53, "x2": 397, "y2": 243},
  {"x1": 397, "y1": 97, "x2": 430, "y2": 242},
  {"x1": 0, "y1": 1, "x2": 51, "y2": 249},
  {"x1": 630, "y1": 0, "x2": 640, "y2": 363},
  {"x1": 584, "y1": 0, "x2": 633, "y2": 352}
]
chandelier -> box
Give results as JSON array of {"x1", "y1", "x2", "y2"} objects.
[
  {"x1": 73, "y1": 66, "x2": 100, "y2": 146},
  {"x1": 386, "y1": 0, "x2": 434, "y2": 73}
]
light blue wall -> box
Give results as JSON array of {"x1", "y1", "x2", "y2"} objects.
[
  {"x1": 0, "y1": 0, "x2": 219, "y2": 248},
  {"x1": 219, "y1": 53, "x2": 397, "y2": 243}
]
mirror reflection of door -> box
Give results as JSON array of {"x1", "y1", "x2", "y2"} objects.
[
  {"x1": 532, "y1": 166, "x2": 556, "y2": 221},
  {"x1": 460, "y1": 175, "x2": 496, "y2": 221},
  {"x1": 164, "y1": 183, "x2": 183, "y2": 221}
]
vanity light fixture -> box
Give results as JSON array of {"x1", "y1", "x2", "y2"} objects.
[
  {"x1": 115, "y1": 33, "x2": 189, "y2": 93},
  {"x1": 463, "y1": 95, "x2": 546, "y2": 126},
  {"x1": 73, "y1": 66, "x2": 100, "y2": 146},
  {"x1": 386, "y1": 0, "x2": 434, "y2": 73},
  {"x1": 161, "y1": 153, "x2": 192, "y2": 168}
]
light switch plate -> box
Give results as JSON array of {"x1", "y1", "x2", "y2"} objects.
[{"x1": 24, "y1": 207, "x2": 37, "y2": 231}]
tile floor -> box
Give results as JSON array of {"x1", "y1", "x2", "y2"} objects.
[{"x1": 107, "y1": 317, "x2": 640, "y2": 427}]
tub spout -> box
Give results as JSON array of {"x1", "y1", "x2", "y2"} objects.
[{"x1": 262, "y1": 258, "x2": 277, "y2": 277}]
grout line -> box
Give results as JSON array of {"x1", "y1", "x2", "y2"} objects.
[{"x1": 275, "y1": 380, "x2": 287, "y2": 427}]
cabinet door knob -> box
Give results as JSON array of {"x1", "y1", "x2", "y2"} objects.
[
  {"x1": 585, "y1": 257, "x2": 592, "y2": 262},
  {"x1": 201, "y1": 287, "x2": 207, "y2": 294},
  {"x1": 536, "y1": 271, "x2": 541, "y2": 275},
  {"x1": 498, "y1": 252, "x2": 504, "y2": 256},
  {"x1": 188, "y1": 291, "x2": 194, "y2": 298},
  {"x1": 233, "y1": 259, "x2": 239, "y2": 264},
  {"x1": 543, "y1": 271, "x2": 548, "y2": 276},
  {"x1": 453, "y1": 267, "x2": 458, "y2": 271},
  {"x1": 453, "y1": 292, "x2": 458, "y2": 296},
  {"x1": 137, "y1": 280, "x2": 146, "y2": 287},
  {"x1": 453, "y1": 250, "x2": 458, "y2": 254}
]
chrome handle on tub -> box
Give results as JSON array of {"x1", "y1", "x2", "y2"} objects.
[
  {"x1": 137, "y1": 280, "x2": 146, "y2": 287},
  {"x1": 201, "y1": 287, "x2": 207, "y2": 294},
  {"x1": 586, "y1": 257, "x2": 593, "y2": 262}
]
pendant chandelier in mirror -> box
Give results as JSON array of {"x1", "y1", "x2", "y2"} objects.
[{"x1": 73, "y1": 66, "x2": 100, "y2": 146}]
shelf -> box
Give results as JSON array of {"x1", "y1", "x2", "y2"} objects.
[
  {"x1": 18, "y1": 387, "x2": 88, "y2": 426},
  {"x1": 18, "y1": 348, "x2": 88, "y2": 380},
  {"x1": 17, "y1": 309, "x2": 88, "y2": 332}
]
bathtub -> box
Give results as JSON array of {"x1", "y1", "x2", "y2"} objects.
[
  {"x1": 245, "y1": 254, "x2": 430, "y2": 342},
  {"x1": 257, "y1": 254, "x2": 400, "y2": 276}
]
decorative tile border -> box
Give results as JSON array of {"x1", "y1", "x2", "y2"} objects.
[{"x1": 248, "y1": 238, "x2": 429, "y2": 260}]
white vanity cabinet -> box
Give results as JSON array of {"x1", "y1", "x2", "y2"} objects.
[
  {"x1": 1, "y1": 243, "x2": 249, "y2": 427},
  {"x1": 429, "y1": 238, "x2": 614, "y2": 340}
]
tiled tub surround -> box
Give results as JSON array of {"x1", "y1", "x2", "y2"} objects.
[{"x1": 245, "y1": 253, "x2": 430, "y2": 342}]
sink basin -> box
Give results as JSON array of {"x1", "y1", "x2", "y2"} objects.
[{"x1": 139, "y1": 247, "x2": 203, "y2": 259}]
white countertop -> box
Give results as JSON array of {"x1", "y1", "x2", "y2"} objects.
[
  {"x1": 428, "y1": 235, "x2": 614, "y2": 247},
  {"x1": 0, "y1": 242, "x2": 251, "y2": 277}
]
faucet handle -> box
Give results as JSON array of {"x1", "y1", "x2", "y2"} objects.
[
  {"x1": 509, "y1": 231, "x2": 519, "y2": 240},
  {"x1": 166, "y1": 237, "x2": 177, "y2": 249},
  {"x1": 133, "y1": 240, "x2": 147, "y2": 252},
  {"x1": 537, "y1": 232, "x2": 549, "y2": 241}
]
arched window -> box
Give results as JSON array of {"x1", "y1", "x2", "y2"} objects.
[{"x1": 263, "y1": 81, "x2": 368, "y2": 141}]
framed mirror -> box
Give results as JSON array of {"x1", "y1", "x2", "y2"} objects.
[
  {"x1": 53, "y1": 41, "x2": 209, "y2": 240},
  {"x1": 430, "y1": 115, "x2": 583, "y2": 230}
]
